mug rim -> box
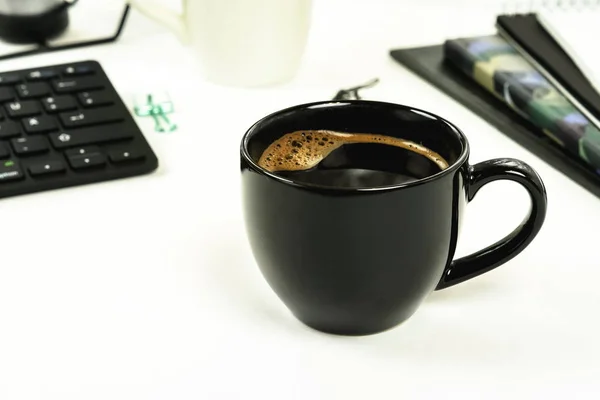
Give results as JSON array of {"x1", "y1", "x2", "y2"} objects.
[{"x1": 241, "y1": 100, "x2": 470, "y2": 192}]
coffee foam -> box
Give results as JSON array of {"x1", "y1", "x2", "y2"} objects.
[{"x1": 257, "y1": 130, "x2": 450, "y2": 172}]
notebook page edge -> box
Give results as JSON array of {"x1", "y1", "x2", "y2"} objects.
[{"x1": 536, "y1": 9, "x2": 600, "y2": 96}]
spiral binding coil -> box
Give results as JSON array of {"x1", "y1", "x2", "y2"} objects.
[{"x1": 502, "y1": 0, "x2": 600, "y2": 14}]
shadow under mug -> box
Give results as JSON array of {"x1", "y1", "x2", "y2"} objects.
[{"x1": 240, "y1": 100, "x2": 547, "y2": 336}]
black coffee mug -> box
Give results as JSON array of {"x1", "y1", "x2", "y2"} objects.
[{"x1": 241, "y1": 101, "x2": 547, "y2": 336}]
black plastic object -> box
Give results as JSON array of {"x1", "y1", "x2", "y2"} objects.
[
  {"x1": 0, "y1": 1, "x2": 76, "y2": 44},
  {"x1": 241, "y1": 100, "x2": 546, "y2": 335},
  {"x1": 0, "y1": 4, "x2": 130, "y2": 62},
  {"x1": 390, "y1": 44, "x2": 600, "y2": 200},
  {"x1": 0, "y1": 60, "x2": 158, "y2": 199}
]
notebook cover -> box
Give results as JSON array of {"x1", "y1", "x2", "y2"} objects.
[
  {"x1": 496, "y1": 13, "x2": 600, "y2": 123},
  {"x1": 444, "y1": 35, "x2": 600, "y2": 170},
  {"x1": 389, "y1": 41, "x2": 600, "y2": 199}
]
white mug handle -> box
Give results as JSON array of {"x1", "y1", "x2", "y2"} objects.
[{"x1": 128, "y1": 0, "x2": 188, "y2": 43}]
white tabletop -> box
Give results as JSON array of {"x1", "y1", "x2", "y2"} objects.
[{"x1": 1, "y1": 1, "x2": 599, "y2": 399}]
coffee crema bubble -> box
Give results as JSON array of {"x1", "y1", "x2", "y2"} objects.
[{"x1": 257, "y1": 130, "x2": 450, "y2": 172}]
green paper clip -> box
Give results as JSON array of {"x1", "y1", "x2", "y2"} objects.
[{"x1": 133, "y1": 92, "x2": 177, "y2": 133}]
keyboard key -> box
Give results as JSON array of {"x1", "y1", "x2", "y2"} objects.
[
  {"x1": 0, "y1": 142, "x2": 9, "y2": 159},
  {"x1": 65, "y1": 146, "x2": 101, "y2": 157},
  {"x1": 42, "y1": 95, "x2": 77, "y2": 113},
  {"x1": 63, "y1": 65, "x2": 95, "y2": 76},
  {"x1": 59, "y1": 107, "x2": 124, "y2": 129},
  {"x1": 49, "y1": 125, "x2": 133, "y2": 149},
  {"x1": 28, "y1": 160, "x2": 66, "y2": 176},
  {"x1": 0, "y1": 73, "x2": 22, "y2": 86},
  {"x1": 22, "y1": 116, "x2": 58, "y2": 134},
  {"x1": 16, "y1": 82, "x2": 51, "y2": 99},
  {"x1": 109, "y1": 149, "x2": 145, "y2": 163},
  {"x1": 0, "y1": 121, "x2": 21, "y2": 139},
  {"x1": 5, "y1": 101, "x2": 41, "y2": 118},
  {"x1": 68, "y1": 153, "x2": 106, "y2": 170},
  {"x1": 53, "y1": 77, "x2": 104, "y2": 94},
  {"x1": 0, "y1": 87, "x2": 15, "y2": 102},
  {"x1": 11, "y1": 136, "x2": 49, "y2": 156},
  {"x1": 78, "y1": 91, "x2": 114, "y2": 108},
  {"x1": 27, "y1": 69, "x2": 58, "y2": 81},
  {"x1": 0, "y1": 159, "x2": 23, "y2": 183}
]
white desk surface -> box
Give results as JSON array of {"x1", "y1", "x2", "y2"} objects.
[{"x1": 1, "y1": 1, "x2": 599, "y2": 399}]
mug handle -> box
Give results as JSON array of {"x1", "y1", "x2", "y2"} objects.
[
  {"x1": 128, "y1": 0, "x2": 189, "y2": 43},
  {"x1": 435, "y1": 158, "x2": 547, "y2": 290}
]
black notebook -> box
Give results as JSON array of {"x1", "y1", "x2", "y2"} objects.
[{"x1": 496, "y1": 12, "x2": 600, "y2": 128}]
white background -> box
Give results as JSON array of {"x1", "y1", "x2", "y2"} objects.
[{"x1": 0, "y1": 0, "x2": 598, "y2": 399}]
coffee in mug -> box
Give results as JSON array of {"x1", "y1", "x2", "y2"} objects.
[{"x1": 257, "y1": 130, "x2": 449, "y2": 188}]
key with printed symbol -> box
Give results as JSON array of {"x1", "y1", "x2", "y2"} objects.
[
  {"x1": 0, "y1": 121, "x2": 20, "y2": 139},
  {"x1": 28, "y1": 160, "x2": 66, "y2": 176},
  {"x1": 68, "y1": 152, "x2": 106, "y2": 170},
  {"x1": 5, "y1": 101, "x2": 41, "y2": 118},
  {"x1": 22, "y1": 116, "x2": 58, "y2": 134},
  {"x1": 78, "y1": 91, "x2": 114, "y2": 108},
  {"x1": 11, "y1": 136, "x2": 49, "y2": 156},
  {"x1": 60, "y1": 107, "x2": 124, "y2": 128},
  {"x1": 65, "y1": 146, "x2": 101, "y2": 157},
  {"x1": 63, "y1": 65, "x2": 95, "y2": 77},
  {"x1": 0, "y1": 159, "x2": 23, "y2": 183},
  {"x1": 27, "y1": 69, "x2": 58, "y2": 81},
  {"x1": 53, "y1": 77, "x2": 104, "y2": 94},
  {"x1": 109, "y1": 149, "x2": 145, "y2": 164},
  {"x1": 16, "y1": 82, "x2": 51, "y2": 98},
  {"x1": 42, "y1": 96, "x2": 77, "y2": 113},
  {"x1": 49, "y1": 125, "x2": 133, "y2": 149}
]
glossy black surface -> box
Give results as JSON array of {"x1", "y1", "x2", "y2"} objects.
[
  {"x1": 0, "y1": 61, "x2": 158, "y2": 199},
  {"x1": 436, "y1": 158, "x2": 547, "y2": 289},
  {"x1": 0, "y1": 2, "x2": 72, "y2": 44},
  {"x1": 241, "y1": 101, "x2": 547, "y2": 335}
]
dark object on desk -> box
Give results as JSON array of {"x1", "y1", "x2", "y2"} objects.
[
  {"x1": 443, "y1": 35, "x2": 600, "y2": 172},
  {"x1": 0, "y1": 60, "x2": 159, "y2": 199},
  {"x1": 496, "y1": 13, "x2": 600, "y2": 128},
  {"x1": 242, "y1": 100, "x2": 547, "y2": 335},
  {"x1": 0, "y1": 0, "x2": 77, "y2": 44},
  {"x1": 0, "y1": 4, "x2": 130, "y2": 62},
  {"x1": 332, "y1": 78, "x2": 379, "y2": 100},
  {"x1": 389, "y1": 44, "x2": 600, "y2": 199}
]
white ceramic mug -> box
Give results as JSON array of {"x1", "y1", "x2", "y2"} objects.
[{"x1": 129, "y1": 0, "x2": 313, "y2": 87}]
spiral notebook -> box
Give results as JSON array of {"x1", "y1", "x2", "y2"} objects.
[{"x1": 496, "y1": 1, "x2": 600, "y2": 130}]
